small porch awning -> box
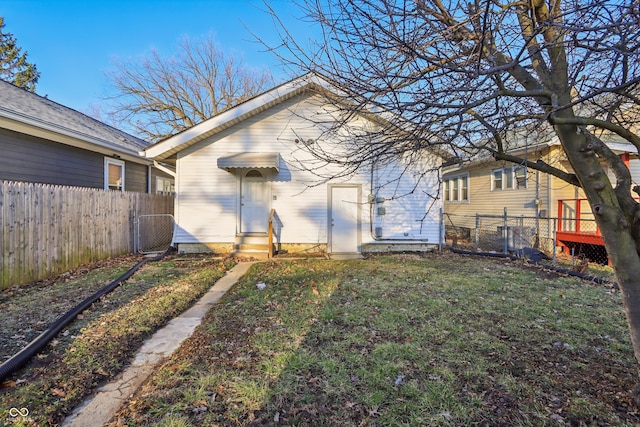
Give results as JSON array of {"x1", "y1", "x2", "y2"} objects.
[{"x1": 217, "y1": 152, "x2": 280, "y2": 172}]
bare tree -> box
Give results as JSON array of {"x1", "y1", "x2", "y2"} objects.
[
  {"x1": 264, "y1": 0, "x2": 640, "y2": 384},
  {"x1": 106, "y1": 35, "x2": 273, "y2": 142}
]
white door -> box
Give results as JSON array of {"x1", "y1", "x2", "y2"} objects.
[
  {"x1": 241, "y1": 170, "x2": 269, "y2": 233},
  {"x1": 329, "y1": 185, "x2": 360, "y2": 253}
]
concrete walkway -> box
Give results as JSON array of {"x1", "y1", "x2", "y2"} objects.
[{"x1": 62, "y1": 261, "x2": 255, "y2": 427}]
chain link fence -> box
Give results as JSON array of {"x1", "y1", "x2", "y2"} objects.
[
  {"x1": 444, "y1": 209, "x2": 615, "y2": 282},
  {"x1": 135, "y1": 214, "x2": 175, "y2": 254}
]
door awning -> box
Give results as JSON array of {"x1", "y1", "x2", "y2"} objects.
[{"x1": 217, "y1": 152, "x2": 280, "y2": 172}]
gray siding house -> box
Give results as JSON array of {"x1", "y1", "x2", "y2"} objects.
[{"x1": 0, "y1": 80, "x2": 173, "y2": 193}]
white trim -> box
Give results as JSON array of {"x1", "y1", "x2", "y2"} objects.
[
  {"x1": 0, "y1": 110, "x2": 147, "y2": 161},
  {"x1": 444, "y1": 173, "x2": 469, "y2": 202},
  {"x1": 143, "y1": 74, "x2": 330, "y2": 160},
  {"x1": 104, "y1": 157, "x2": 125, "y2": 191},
  {"x1": 153, "y1": 160, "x2": 176, "y2": 177}
]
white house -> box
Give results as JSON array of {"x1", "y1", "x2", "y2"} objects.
[{"x1": 142, "y1": 74, "x2": 445, "y2": 257}]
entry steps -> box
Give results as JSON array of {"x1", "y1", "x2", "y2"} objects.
[{"x1": 233, "y1": 233, "x2": 270, "y2": 259}]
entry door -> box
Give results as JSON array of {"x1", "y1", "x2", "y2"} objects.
[
  {"x1": 241, "y1": 170, "x2": 269, "y2": 233},
  {"x1": 329, "y1": 185, "x2": 360, "y2": 253}
]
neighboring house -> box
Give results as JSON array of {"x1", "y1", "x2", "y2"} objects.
[
  {"x1": 0, "y1": 79, "x2": 173, "y2": 193},
  {"x1": 443, "y1": 137, "x2": 638, "y2": 258},
  {"x1": 142, "y1": 74, "x2": 445, "y2": 257}
]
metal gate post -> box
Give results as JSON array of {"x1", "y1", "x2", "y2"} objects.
[
  {"x1": 552, "y1": 218, "x2": 557, "y2": 266},
  {"x1": 475, "y1": 213, "x2": 480, "y2": 250},
  {"x1": 503, "y1": 207, "x2": 508, "y2": 254}
]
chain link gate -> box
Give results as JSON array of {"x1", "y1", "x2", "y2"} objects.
[{"x1": 135, "y1": 214, "x2": 175, "y2": 254}]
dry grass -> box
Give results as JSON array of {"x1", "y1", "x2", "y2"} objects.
[
  {"x1": 0, "y1": 254, "x2": 235, "y2": 426},
  {"x1": 107, "y1": 252, "x2": 638, "y2": 426}
]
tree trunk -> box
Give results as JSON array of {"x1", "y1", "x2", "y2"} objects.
[{"x1": 555, "y1": 118, "x2": 640, "y2": 386}]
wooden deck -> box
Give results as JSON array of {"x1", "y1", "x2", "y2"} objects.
[
  {"x1": 555, "y1": 230, "x2": 604, "y2": 246},
  {"x1": 556, "y1": 198, "x2": 609, "y2": 263}
]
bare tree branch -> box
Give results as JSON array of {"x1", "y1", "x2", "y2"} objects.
[
  {"x1": 105, "y1": 34, "x2": 273, "y2": 142},
  {"x1": 259, "y1": 0, "x2": 640, "y2": 377}
]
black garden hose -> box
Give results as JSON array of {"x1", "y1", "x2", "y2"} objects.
[{"x1": 0, "y1": 246, "x2": 175, "y2": 383}]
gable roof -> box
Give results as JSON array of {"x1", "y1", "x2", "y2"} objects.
[
  {"x1": 0, "y1": 79, "x2": 149, "y2": 163},
  {"x1": 143, "y1": 72, "x2": 451, "y2": 166},
  {"x1": 142, "y1": 73, "x2": 334, "y2": 162},
  {"x1": 443, "y1": 126, "x2": 639, "y2": 176}
]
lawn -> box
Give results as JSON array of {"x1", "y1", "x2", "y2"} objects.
[
  {"x1": 0, "y1": 254, "x2": 235, "y2": 426},
  {"x1": 105, "y1": 253, "x2": 639, "y2": 426}
]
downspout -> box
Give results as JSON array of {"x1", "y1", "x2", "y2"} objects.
[{"x1": 147, "y1": 165, "x2": 152, "y2": 194}]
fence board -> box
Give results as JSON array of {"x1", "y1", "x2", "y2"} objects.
[{"x1": 0, "y1": 181, "x2": 174, "y2": 290}]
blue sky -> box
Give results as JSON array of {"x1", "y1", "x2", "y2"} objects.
[{"x1": 3, "y1": 0, "x2": 314, "y2": 113}]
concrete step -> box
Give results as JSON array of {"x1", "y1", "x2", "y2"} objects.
[
  {"x1": 235, "y1": 233, "x2": 269, "y2": 245},
  {"x1": 231, "y1": 248, "x2": 270, "y2": 259},
  {"x1": 233, "y1": 234, "x2": 270, "y2": 259}
]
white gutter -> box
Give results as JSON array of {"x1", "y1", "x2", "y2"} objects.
[
  {"x1": 153, "y1": 161, "x2": 176, "y2": 177},
  {"x1": 0, "y1": 108, "x2": 147, "y2": 162}
]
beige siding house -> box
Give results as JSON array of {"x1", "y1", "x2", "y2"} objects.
[
  {"x1": 444, "y1": 144, "x2": 583, "y2": 218},
  {"x1": 143, "y1": 74, "x2": 445, "y2": 257},
  {"x1": 443, "y1": 140, "x2": 638, "y2": 256}
]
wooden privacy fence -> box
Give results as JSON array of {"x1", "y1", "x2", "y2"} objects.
[{"x1": 0, "y1": 181, "x2": 174, "y2": 290}]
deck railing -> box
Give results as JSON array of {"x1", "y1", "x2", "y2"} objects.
[{"x1": 557, "y1": 198, "x2": 599, "y2": 235}]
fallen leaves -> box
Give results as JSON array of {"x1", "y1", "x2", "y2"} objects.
[{"x1": 51, "y1": 388, "x2": 65, "y2": 396}]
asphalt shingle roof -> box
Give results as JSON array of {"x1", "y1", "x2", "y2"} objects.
[{"x1": 0, "y1": 79, "x2": 148, "y2": 154}]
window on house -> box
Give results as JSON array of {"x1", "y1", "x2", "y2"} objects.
[
  {"x1": 105, "y1": 158, "x2": 125, "y2": 191},
  {"x1": 515, "y1": 166, "x2": 527, "y2": 189},
  {"x1": 492, "y1": 167, "x2": 527, "y2": 191},
  {"x1": 492, "y1": 169, "x2": 503, "y2": 191},
  {"x1": 156, "y1": 177, "x2": 175, "y2": 195},
  {"x1": 452, "y1": 178, "x2": 459, "y2": 201},
  {"x1": 505, "y1": 169, "x2": 514, "y2": 189},
  {"x1": 444, "y1": 173, "x2": 469, "y2": 201},
  {"x1": 460, "y1": 175, "x2": 468, "y2": 200}
]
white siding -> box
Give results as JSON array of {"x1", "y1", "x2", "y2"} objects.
[
  {"x1": 370, "y1": 154, "x2": 442, "y2": 243},
  {"x1": 173, "y1": 93, "x2": 443, "y2": 246}
]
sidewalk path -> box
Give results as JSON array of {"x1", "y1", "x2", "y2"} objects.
[{"x1": 62, "y1": 261, "x2": 255, "y2": 427}]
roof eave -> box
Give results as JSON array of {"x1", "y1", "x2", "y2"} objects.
[
  {"x1": 143, "y1": 74, "x2": 329, "y2": 160},
  {"x1": 0, "y1": 112, "x2": 151, "y2": 165}
]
